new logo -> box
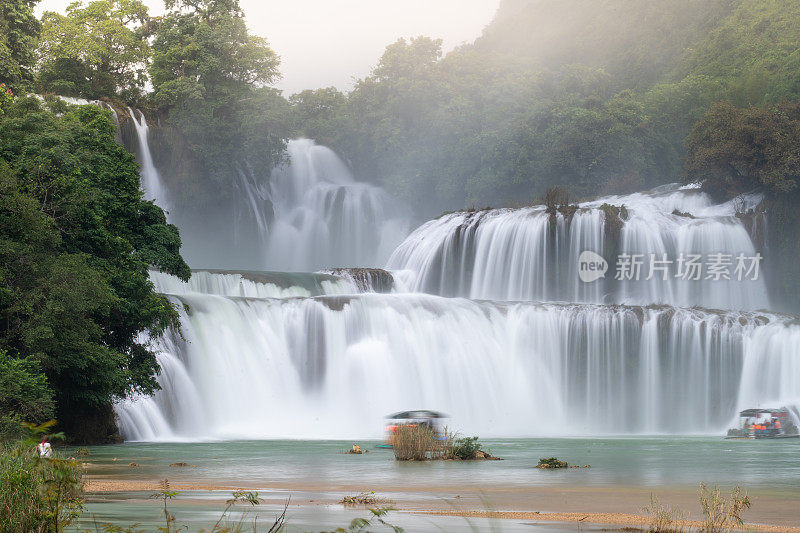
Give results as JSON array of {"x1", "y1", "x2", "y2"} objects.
[{"x1": 578, "y1": 250, "x2": 608, "y2": 282}]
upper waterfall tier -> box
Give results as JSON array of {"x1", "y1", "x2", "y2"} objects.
[
  {"x1": 117, "y1": 273, "x2": 800, "y2": 441},
  {"x1": 388, "y1": 184, "x2": 768, "y2": 311},
  {"x1": 233, "y1": 139, "x2": 410, "y2": 271}
]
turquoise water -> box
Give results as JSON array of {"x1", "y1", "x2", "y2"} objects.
[
  {"x1": 75, "y1": 437, "x2": 800, "y2": 530},
  {"x1": 77, "y1": 437, "x2": 800, "y2": 492}
]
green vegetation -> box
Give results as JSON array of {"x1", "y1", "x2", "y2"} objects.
[
  {"x1": 0, "y1": 446, "x2": 84, "y2": 533},
  {"x1": 537, "y1": 457, "x2": 568, "y2": 469},
  {"x1": 0, "y1": 96, "x2": 189, "y2": 442},
  {"x1": 148, "y1": 0, "x2": 290, "y2": 208},
  {"x1": 0, "y1": 422, "x2": 84, "y2": 533},
  {"x1": 0, "y1": 0, "x2": 40, "y2": 92},
  {"x1": 37, "y1": 0, "x2": 150, "y2": 101},
  {"x1": 698, "y1": 484, "x2": 751, "y2": 533},
  {"x1": 0, "y1": 351, "x2": 54, "y2": 441},
  {"x1": 450, "y1": 436, "x2": 482, "y2": 460},
  {"x1": 290, "y1": 0, "x2": 800, "y2": 217}
]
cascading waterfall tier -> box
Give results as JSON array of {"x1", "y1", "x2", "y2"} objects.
[
  {"x1": 116, "y1": 271, "x2": 800, "y2": 441},
  {"x1": 235, "y1": 139, "x2": 410, "y2": 271},
  {"x1": 127, "y1": 108, "x2": 171, "y2": 213},
  {"x1": 388, "y1": 185, "x2": 768, "y2": 311}
]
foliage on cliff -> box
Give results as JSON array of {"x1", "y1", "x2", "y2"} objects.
[
  {"x1": 0, "y1": 97, "x2": 190, "y2": 442},
  {"x1": 684, "y1": 101, "x2": 800, "y2": 309},
  {"x1": 294, "y1": 0, "x2": 800, "y2": 216},
  {"x1": 148, "y1": 0, "x2": 290, "y2": 206},
  {"x1": 685, "y1": 102, "x2": 800, "y2": 199}
]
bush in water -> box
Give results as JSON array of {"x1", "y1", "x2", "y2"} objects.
[{"x1": 450, "y1": 436, "x2": 482, "y2": 460}]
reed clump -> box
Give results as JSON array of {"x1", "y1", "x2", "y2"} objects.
[
  {"x1": 641, "y1": 494, "x2": 687, "y2": 533},
  {"x1": 391, "y1": 425, "x2": 451, "y2": 460}
]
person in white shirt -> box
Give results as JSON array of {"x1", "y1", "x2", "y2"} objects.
[{"x1": 37, "y1": 437, "x2": 52, "y2": 458}]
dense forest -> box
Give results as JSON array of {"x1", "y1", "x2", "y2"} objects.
[{"x1": 2, "y1": 0, "x2": 800, "y2": 443}]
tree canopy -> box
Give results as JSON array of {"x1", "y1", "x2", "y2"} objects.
[
  {"x1": 0, "y1": 0, "x2": 41, "y2": 91},
  {"x1": 0, "y1": 96, "x2": 190, "y2": 442},
  {"x1": 148, "y1": 0, "x2": 286, "y2": 206},
  {"x1": 37, "y1": 0, "x2": 150, "y2": 100},
  {"x1": 685, "y1": 101, "x2": 800, "y2": 199}
]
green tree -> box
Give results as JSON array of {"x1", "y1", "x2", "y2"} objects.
[
  {"x1": 684, "y1": 101, "x2": 800, "y2": 311},
  {"x1": 0, "y1": 351, "x2": 54, "y2": 441},
  {"x1": 684, "y1": 101, "x2": 800, "y2": 198},
  {"x1": 0, "y1": 96, "x2": 190, "y2": 442},
  {"x1": 0, "y1": 0, "x2": 41, "y2": 91},
  {"x1": 149, "y1": 0, "x2": 286, "y2": 205},
  {"x1": 36, "y1": 0, "x2": 149, "y2": 101}
]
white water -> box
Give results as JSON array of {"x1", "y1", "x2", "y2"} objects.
[
  {"x1": 110, "y1": 120, "x2": 797, "y2": 442},
  {"x1": 388, "y1": 185, "x2": 769, "y2": 311},
  {"x1": 117, "y1": 272, "x2": 800, "y2": 440},
  {"x1": 149, "y1": 269, "x2": 358, "y2": 298},
  {"x1": 233, "y1": 139, "x2": 410, "y2": 271},
  {"x1": 128, "y1": 107, "x2": 171, "y2": 214}
]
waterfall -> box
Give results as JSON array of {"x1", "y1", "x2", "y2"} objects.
[
  {"x1": 116, "y1": 271, "x2": 800, "y2": 441},
  {"x1": 244, "y1": 139, "x2": 411, "y2": 271},
  {"x1": 105, "y1": 118, "x2": 796, "y2": 442},
  {"x1": 388, "y1": 185, "x2": 769, "y2": 311},
  {"x1": 128, "y1": 107, "x2": 171, "y2": 214},
  {"x1": 123, "y1": 131, "x2": 410, "y2": 271}
]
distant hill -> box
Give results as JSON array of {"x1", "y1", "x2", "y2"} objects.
[{"x1": 476, "y1": 0, "x2": 800, "y2": 103}]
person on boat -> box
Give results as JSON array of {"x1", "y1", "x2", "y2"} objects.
[{"x1": 37, "y1": 437, "x2": 52, "y2": 458}]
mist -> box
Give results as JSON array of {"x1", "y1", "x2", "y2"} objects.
[{"x1": 35, "y1": 0, "x2": 500, "y2": 93}]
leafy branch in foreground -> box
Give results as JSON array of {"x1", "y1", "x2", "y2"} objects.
[
  {"x1": 149, "y1": 479, "x2": 180, "y2": 533},
  {"x1": 322, "y1": 508, "x2": 404, "y2": 533}
]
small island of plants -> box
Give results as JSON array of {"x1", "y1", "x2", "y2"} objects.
[{"x1": 391, "y1": 426, "x2": 500, "y2": 461}]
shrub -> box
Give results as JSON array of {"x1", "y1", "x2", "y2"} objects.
[
  {"x1": 537, "y1": 457, "x2": 568, "y2": 469},
  {"x1": 0, "y1": 351, "x2": 54, "y2": 442},
  {"x1": 0, "y1": 444, "x2": 84, "y2": 533},
  {"x1": 450, "y1": 436, "x2": 481, "y2": 460},
  {"x1": 641, "y1": 494, "x2": 687, "y2": 533},
  {"x1": 392, "y1": 425, "x2": 450, "y2": 461},
  {"x1": 698, "y1": 483, "x2": 751, "y2": 533}
]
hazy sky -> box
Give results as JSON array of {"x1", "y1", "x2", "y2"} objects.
[{"x1": 36, "y1": 0, "x2": 501, "y2": 94}]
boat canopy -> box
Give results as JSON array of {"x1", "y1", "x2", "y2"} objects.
[
  {"x1": 386, "y1": 410, "x2": 447, "y2": 419},
  {"x1": 739, "y1": 408, "x2": 790, "y2": 417}
]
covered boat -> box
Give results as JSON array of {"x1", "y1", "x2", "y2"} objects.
[
  {"x1": 726, "y1": 408, "x2": 799, "y2": 439},
  {"x1": 382, "y1": 410, "x2": 448, "y2": 447}
]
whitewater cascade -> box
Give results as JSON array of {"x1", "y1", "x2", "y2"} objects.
[
  {"x1": 388, "y1": 185, "x2": 769, "y2": 311},
  {"x1": 234, "y1": 139, "x2": 410, "y2": 271},
  {"x1": 116, "y1": 271, "x2": 800, "y2": 440},
  {"x1": 128, "y1": 108, "x2": 171, "y2": 214}
]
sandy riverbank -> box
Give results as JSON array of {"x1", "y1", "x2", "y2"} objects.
[{"x1": 84, "y1": 476, "x2": 800, "y2": 531}]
